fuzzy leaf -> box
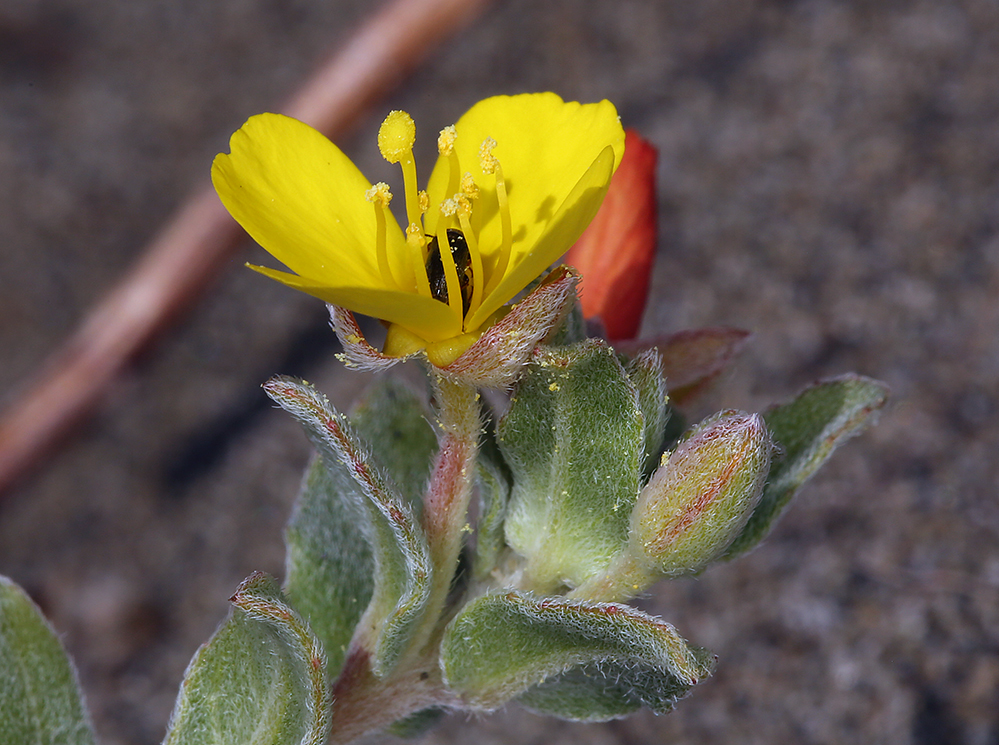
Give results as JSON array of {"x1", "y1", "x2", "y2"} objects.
[
  {"x1": 725, "y1": 374, "x2": 888, "y2": 558},
  {"x1": 0, "y1": 576, "x2": 96, "y2": 745},
  {"x1": 440, "y1": 591, "x2": 713, "y2": 711},
  {"x1": 163, "y1": 573, "x2": 330, "y2": 745},
  {"x1": 350, "y1": 379, "x2": 437, "y2": 510},
  {"x1": 283, "y1": 379, "x2": 436, "y2": 677},
  {"x1": 499, "y1": 340, "x2": 644, "y2": 592},
  {"x1": 519, "y1": 659, "x2": 698, "y2": 721},
  {"x1": 284, "y1": 457, "x2": 373, "y2": 678},
  {"x1": 265, "y1": 377, "x2": 432, "y2": 677},
  {"x1": 624, "y1": 348, "x2": 670, "y2": 478},
  {"x1": 385, "y1": 707, "x2": 446, "y2": 738},
  {"x1": 473, "y1": 413, "x2": 514, "y2": 581}
]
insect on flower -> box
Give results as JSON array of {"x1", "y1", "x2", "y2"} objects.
[{"x1": 212, "y1": 93, "x2": 626, "y2": 366}]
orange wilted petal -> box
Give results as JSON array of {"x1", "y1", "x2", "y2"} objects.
[{"x1": 564, "y1": 128, "x2": 658, "y2": 341}]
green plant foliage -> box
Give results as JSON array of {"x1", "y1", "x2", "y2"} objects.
[
  {"x1": 519, "y1": 659, "x2": 701, "y2": 721},
  {"x1": 285, "y1": 457, "x2": 374, "y2": 679},
  {"x1": 543, "y1": 292, "x2": 587, "y2": 346},
  {"x1": 264, "y1": 377, "x2": 432, "y2": 677},
  {"x1": 385, "y1": 707, "x2": 446, "y2": 738},
  {"x1": 725, "y1": 374, "x2": 889, "y2": 558},
  {"x1": 283, "y1": 379, "x2": 437, "y2": 677},
  {"x1": 472, "y1": 412, "x2": 514, "y2": 580},
  {"x1": 0, "y1": 576, "x2": 96, "y2": 745},
  {"x1": 499, "y1": 340, "x2": 644, "y2": 591},
  {"x1": 623, "y1": 348, "x2": 669, "y2": 478},
  {"x1": 162, "y1": 573, "x2": 330, "y2": 745},
  {"x1": 440, "y1": 591, "x2": 714, "y2": 711},
  {"x1": 350, "y1": 378, "x2": 438, "y2": 511},
  {"x1": 633, "y1": 411, "x2": 771, "y2": 577}
]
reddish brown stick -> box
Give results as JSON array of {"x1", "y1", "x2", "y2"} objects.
[{"x1": 0, "y1": 0, "x2": 493, "y2": 497}]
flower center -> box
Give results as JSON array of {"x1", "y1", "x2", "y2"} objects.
[{"x1": 368, "y1": 109, "x2": 513, "y2": 329}]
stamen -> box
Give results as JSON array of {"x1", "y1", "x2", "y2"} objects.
[
  {"x1": 456, "y1": 196, "x2": 484, "y2": 317},
  {"x1": 460, "y1": 172, "x2": 479, "y2": 201},
  {"x1": 378, "y1": 111, "x2": 421, "y2": 231},
  {"x1": 436, "y1": 199, "x2": 463, "y2": 318},
  {"x1": 407, "y1": 223, "x2": 432, "y2": 298},
  {"x1": 438, "y1": 125, "x2": 461, "y2": 202},
  {"x1": 365, "y1": 182, "x2": 394, "y2": 285},
  {"x1": 479, "y1": 138, "x2": 513, "y2": 295}
]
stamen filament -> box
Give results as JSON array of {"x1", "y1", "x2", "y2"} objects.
[
  {"x1": 457, "y1": 199, "x2": 484, "y2": 317},
  {"x1": 479, "y1": 138, "x2": 514, "y2": 297},
  {"x1": 488, "y1": 160, "x2": 513, "y2": 296},
  {"x1": 365, "y1": 182, "x2": 395, "y2": 287},
  {"x1": 436, "y1": 203, "x2": 463, "y2": 320},
  {"x1": 400, "y1": 155, "x2": 421, "y2": 230},
  {"x1": 438, "y1": 126, "x2": 461, "y2": 200},
  {"x1": 407, "y1": 224, "x2": 432, "y2": 298}
]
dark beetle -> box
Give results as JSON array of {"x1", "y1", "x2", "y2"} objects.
[{"x1": 425, "y1": 228, "x2": 473, "y2": 316}]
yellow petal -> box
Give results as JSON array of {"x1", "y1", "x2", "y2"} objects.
[
  {"x1": 213, "y1": 113, "x2": 408, "y2": 288},
  {"x1": 248, "y1": 264, "x2": 462, "y2": 341},
  {"x1": 464, "y1": 146, "x2": 617, "y2": 331},
  {"x1": 426, "y1": 94, "x2": 625, "y2": 287}
]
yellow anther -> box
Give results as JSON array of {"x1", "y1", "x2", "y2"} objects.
[
  {"x1": 440, "y1": 197, "x2": 458, "y2": 217},
  {"x1": 437, "y1": 125, "x2": 457, "y2": 156},
  {"x1": 479, "y1": 137, "x2": 498, "y2": 173},
  {"x1": 418, "y1": 190, "x2": 430, "y2": 214},
  {"x1": 364, "y1": 181, "x2": 393, "y2": 207},
  {"x1": 460, "y1": 172, "x2": 479, "y2": 200},
  {"x1": 377, "y1": 111, "x2": 416, "y2": 164}
]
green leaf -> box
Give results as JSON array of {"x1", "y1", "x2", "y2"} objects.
[
  {"x1": 163, "y1": 573, "x2": 330, "y2": 745},
  {"x1": 284, "y1": 456, "x2": 373, "y2": 679},
  {"x1": 385, "y1": 707, "x2": 446, "y2": 738},
  {"x1": 440, "y1": 591, "x2": 713, "y2": 711},
  {"x1": 0, "y1": 575, "x2": 96, "y2": 745},
  {"x1": 350, "y1": 379, "x2": 437, "y2": 511},
  {"x1": 519, "y1": 660, "x2": 699, "y2": 721},
  {"x1": 499, "y1": 340, "x2": 644, "y2": 592},
  {"x1": 265, "y1": 377, "x2": 432, "y2": 677},
  {"x1": 623, "y1": 348, "x2": 670, "y2": 479},
  {"x1": 283, "y1": 379, "x2": 436, "y2": 677},
  {"x1": 472, "y1": 411, "x2": 513, "y2": 581},
  {"x1": 725, "y1": 374, "x2": 889, "y2": 558}
]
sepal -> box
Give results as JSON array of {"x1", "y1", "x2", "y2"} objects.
[
  {"x1": 615, "y1": 327, "x2": 751, "y2": 406},
  {"x1": 330, "y1": 266, "x2": 580, "y2": 389},
  {"x1": 437, "y1": 265, "x2": 580, "y2": 387}
]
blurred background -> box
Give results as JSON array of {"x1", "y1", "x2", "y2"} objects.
[{"x1": 2, "y1": 0, "x2": 998, "y2": 743}]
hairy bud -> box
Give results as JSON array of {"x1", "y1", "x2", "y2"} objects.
[{"x1": 631, "y1": 412, "x2": 771, "y2": 577}]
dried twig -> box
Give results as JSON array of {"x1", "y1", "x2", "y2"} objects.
[{"x1": 0, "y1": 0, "x2": 493, "y2": 497}]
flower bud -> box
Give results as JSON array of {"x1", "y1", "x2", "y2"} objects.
[{"x1": 631, "y1": 411, "x2": 771, "y2": 577}]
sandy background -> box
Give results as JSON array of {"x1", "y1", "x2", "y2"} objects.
[{"x1": 2, "y1": 1, "x2": 998, "y2": 743}]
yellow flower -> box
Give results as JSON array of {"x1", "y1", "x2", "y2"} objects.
[{"x1": 212, "y1": 93, "x2": 625, "y2": 365}]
